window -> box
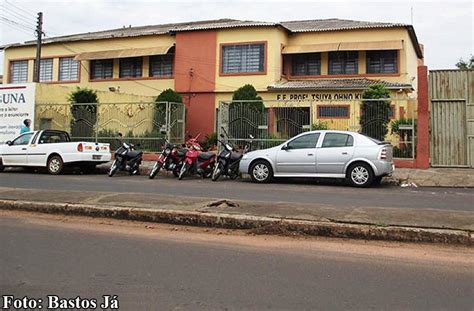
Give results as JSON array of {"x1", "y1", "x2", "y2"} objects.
[
  {"x1": 59, "y1": 57, "x2": 79, "y2": 81},
  {"x1": 222, "y1": 43, "x2": 265, "y2": 74},
  {"x1": 149, "y1": 54, "x2": 173, "y2": 77},
  {"x1": 119, "y1": 57, "x2": 143, "y2": 78},
  {"x1": 317, "y1": 106, "x2": 350, "y2": 119},
  {"x1": 366, "y1": 50, "x2": 398, "y2": 74},
  {"x1": 322, "y1": 133, "x2": 354, "y2": 148},
  {"x1": 329, "y1": 51, "x2": 358, "y2": 75},
  {"x1": 291, "y1": 53, "x2": 321, "y2": 76},
  {"x1": 36, "y1": 59, "x2": 53, "y2": 82},
  {"x1": 12, "y1": 133, "x2": 33, "y2": 145},
  {"x1": 38, "y1": 131, "x2": 70, "y2": 144},
  {"x1": 10, "y1": 60, "x2": 28, "y2": 83},
  {"x1": 90, "y1": 59, "x2": 113, "y2": 80},
  {"x1": 287, "y1": 133, "x2": 320, "y2": 149}
]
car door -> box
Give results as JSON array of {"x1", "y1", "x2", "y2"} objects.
[
  {"x1": 316, "y1": 132, "x2": 355, "y2": 174},
  {"x1": 1, "y1": 133, "x2": 34, "y2": 165},
  {"x1": 275, "y1": 132, "x2": 320, "y2": 174}
]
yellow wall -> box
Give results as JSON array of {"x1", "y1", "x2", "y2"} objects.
[
  {"x1": 215, "y1": 27, "x2": 288, "y2": 92},
  {"x1": 3, "y1": 34, "x2": 176, "y2": 97}
]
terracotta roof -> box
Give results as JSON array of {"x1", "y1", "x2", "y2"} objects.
[
  {"x1": 0, "y1": 18, "x2": 422, "y2": 58},
  {"x1": 280, "y1": 18, "x2": 407, "y2": 33},
  {"x1": 267, "y1": 78, "x2": 413, "y2": 91},
  {"x1": 170, "y1": 19, "x2": 277, "y2": 32}
]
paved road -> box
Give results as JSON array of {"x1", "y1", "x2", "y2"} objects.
[
  {"x1": 1, "y1": 171, "x2": 473, "y2": 211},
  {"x1": 1, "y1": 211, "x2": 473, "y2": 310}
]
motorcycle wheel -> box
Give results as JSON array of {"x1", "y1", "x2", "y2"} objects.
[
  {"x1": 172, "y1": 167, "x2": 180, "y2": 178},
  {"x1": 229, "y1": 167, "x2": 239, "y2": 180},
  {"x1": 130, "y1": 165, "x2": 140, "y2": 175},
  {"x1": 108, "y1": 160, "x2": 119, "y2": 177},
  {"x1": 149, "y1": 162, "x2": 162, "y2": 179},
  {"x1": 211, "y1": 163, "x2": 223, "y2": 181},
  {"x1": 178, "y1": 163, "x2": 189, "y2": 180}
]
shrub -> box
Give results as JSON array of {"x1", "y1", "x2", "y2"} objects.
[
  {"x1": 68, "y1": 87, "x2": 98, "y2": 138},
  {"x1": 311, "y1": 121, "x2": 329, "y2": 130}
]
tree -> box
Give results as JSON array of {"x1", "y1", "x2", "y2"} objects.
[
  {"x1": 68, "y1": 87, "x2": 98, "y2": 138},
  {"x1": 229, "y1": 85, "x2": 265, "y2": 140},
  {"x1": 455, "y1": 55, "x2": 474, "y2": 70},
  {"x1": 232, "y1": 84, "x2": 264, "y2": 110},
  {"x1": 360, "y1": 84, "x2": 391, "y2": 141},
  {"x1": 154, "y1": 89, "x2": 183, "y2": 130}
]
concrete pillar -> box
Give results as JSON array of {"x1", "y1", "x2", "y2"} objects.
[{"x1": 415, "y1": 65, "x2": 430, "y2": 169}]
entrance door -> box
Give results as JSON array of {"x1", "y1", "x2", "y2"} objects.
[{"x1": 275, "y1": 132, "x2": 320, "y2": 174}]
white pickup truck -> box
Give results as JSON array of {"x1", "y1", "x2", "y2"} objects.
[{"x1": 0, "y1": 130, "x2": 111, "y2": 174}]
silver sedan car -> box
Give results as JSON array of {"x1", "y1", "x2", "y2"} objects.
[{"x1": 239, "y1": 130, "x2": 394, "y2": 187}]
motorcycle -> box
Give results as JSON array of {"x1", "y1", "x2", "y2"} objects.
[
  {"x1": 178, "y1": 134, "x2": 216, "y2": 180},
  {"x1": 212, "y1": 132, "x2": 253, "y2": 181},
  {"x1": 108, "y1": 134, "x2": 143, "y2": 177},
  {"x1": 149, "y1": 138, "x2": 187, "y2": 179}
]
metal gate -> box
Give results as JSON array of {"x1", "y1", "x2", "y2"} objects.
[
  {"x1": 429, "y1": 70, "x2": 474, "y2": 167},
  {"x1": 35, "y1": 101, "x2": 185, "y2": 152},
  {"x1": 218, "y1": 98, "x2": 415, "y2": 158}
]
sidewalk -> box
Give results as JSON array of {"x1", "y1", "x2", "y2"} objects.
[
  {"x1": 389, "y1": 168, "x2": 474, "y2": 188},
  {"x1": 0, "y1": 186, "x2": 472, "y2": 245}
]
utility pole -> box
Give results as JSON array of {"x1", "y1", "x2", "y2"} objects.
[{"x1": 33, "y1": 12, "x2": 43, "y2": 83}]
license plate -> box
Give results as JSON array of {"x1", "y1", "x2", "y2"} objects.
[{"x1": 93, "y1": 155, "x2": 102, "y2": 160}]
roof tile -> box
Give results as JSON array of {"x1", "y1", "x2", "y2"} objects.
[{"x1": 267, "y1": 78, "x2": 413, "y2": 91}]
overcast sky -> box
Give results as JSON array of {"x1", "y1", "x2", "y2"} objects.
[{"x1": 0, "y1": 0, "x2": 473, "y2": 75}]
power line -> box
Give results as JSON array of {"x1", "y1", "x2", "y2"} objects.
[
  {"x1": 0, "y1": 20, "x2": 35, "y2": 36},
  {"x1": 4, "y1": 0, "x2": 37, "y2": 18},
  {"x1": 2, "y1": 7, "x2": 36, "y2": 27},
  {"x1": 0, "y1": 16, "x2": 35, "y2": 31}
]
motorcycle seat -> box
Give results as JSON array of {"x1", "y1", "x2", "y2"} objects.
[
  {"x1": 198, "y1": 152, "x2": 214, "y2": 161},
  {"x1": 231, "y1": 151, "x2": 243, "y2": 161},
  {"x1": 128, "y1": 151, "x2": 142, "y2": 159}
]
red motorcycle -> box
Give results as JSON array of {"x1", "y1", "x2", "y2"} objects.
[
  {"x1": 149, "y1": 139, "x2": 187, "y2": 179},
  {"x1": 178, "y1": 134, "x2": 216, "y2": 180}
]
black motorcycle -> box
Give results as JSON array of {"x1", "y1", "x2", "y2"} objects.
[
  {"x1": 108, "y1": 135, "x2": 143, "y2": 177},
  {"x1": 211, "y1": 133, "x2": 253, "y2": 181},
  {"x1": 149, "y1": 140, "x2": 187, "y2": 179}
]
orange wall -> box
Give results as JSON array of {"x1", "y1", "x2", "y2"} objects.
[{"x1": 175, "y1": 31, "x2": 217, "y2": 136}]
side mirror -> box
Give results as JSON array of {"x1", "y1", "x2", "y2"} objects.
[
  {"x1": 249, "y1": 135, "x2": 254, "y2": 139},
  {"x1": 220, "y1": 134, "x2": 225, "y2": 138},
  {"x1": 160, "y1": 130, "x2": 167, "y2": 135},
  {"x1": 118, "y1": 133, "x2": 123, "y2": 137},
  {"x1": 6, "y1": 140, "x2": 12, "y2": 146},
  {"x1": 282, "y1": 144, "x2": 289, "y2": 151}
]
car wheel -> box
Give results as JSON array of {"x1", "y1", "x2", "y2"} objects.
[
  {"x1": 250, "y1": 160, "x2": 273, "y2": 183},
  {"x1": 47, "y1": 155, "x2": 64, "y2": 175},
  {"x1": 347, "y1": 163, "x2": 374, "y2": 187}
]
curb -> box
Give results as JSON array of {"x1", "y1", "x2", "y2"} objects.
[{"x1": 0, "y1": 199, "x2": 471, "y2": 246}]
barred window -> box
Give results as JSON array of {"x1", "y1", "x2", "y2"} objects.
[
  {"x1": 317, "y1": 105, "x2": 350, "y2": 119},
  {"x1": 10, "y1": 60, "x2": 28, "y2": 83},
  {"x1": 366, "y1": 50, "x2": 398, "y2": 74},
  {"x1": 59, "y1": 57, "x2": 79, "y2": 81},
  {"x1": 149, "y1": 54, "x2": 173, "y2": 77},
  {"x1": 90, "y1": 59, "x2": 113, "y2": 80},
  {"x1": 222, "y1": 43, "x2": 265, "y2": 74},
  {"x1": 37, "y1": 59, "x2": 53, "y2": 82},
  {"x1": 291, "y1": 53, "x2": 321, "y2": 76},
  {"x1": 119, "y1": 57, "x2": 143, "y2": 78},
  {"x1": 329, "y1": 51, "x2": 358, "y2": 75}
]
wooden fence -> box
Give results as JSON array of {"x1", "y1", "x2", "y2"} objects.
[{"x1": 429, "y1": 69, "x2": 474, "y2": 167}]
